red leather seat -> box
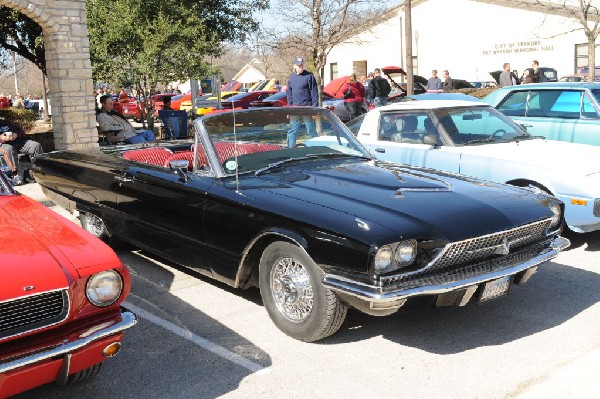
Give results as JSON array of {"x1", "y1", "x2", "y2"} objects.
[{"x1": 122, "y1": 147, "x2": 173, "y2": 166}]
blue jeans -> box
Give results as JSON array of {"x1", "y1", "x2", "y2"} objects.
[
  {"x1": 287, "y1": 115, "x2": 317, "y2": 148},
  {"x1": 128, "y1": 130, "x2": 155, "y2": 143},
  {"x1": 373, "y1": 97, "x2": 388, "y2": 107}
]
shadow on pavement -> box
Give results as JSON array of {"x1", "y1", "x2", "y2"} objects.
[
  {"x1": 15, "y1": 249, "x2": 271, "y2": 399},
  {"x1": 562, "y1": 229, "x2": 600, "y2": 252},
  {"x1": 326, "y1": 261, "x2": 600, "y2": 352}
]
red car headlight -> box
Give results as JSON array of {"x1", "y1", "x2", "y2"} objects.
[{"x1": 86, "y1": 270, "x2": 124, "y2": 307}]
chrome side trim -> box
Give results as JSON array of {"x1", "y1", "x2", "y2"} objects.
[
  {"x1": 323, "y1": 236, "x2": 570, "y2": 303},
  {"x1": 0, "y1": 309, "x2": 137, "y2": 374}
]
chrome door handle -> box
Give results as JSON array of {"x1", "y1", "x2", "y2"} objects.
[
  {"x1": 375, "y1": 148, "x2": 386, "y2": 153},
  {"x1": 114, "y1": 174, "x2": 134, "y2": 182}
]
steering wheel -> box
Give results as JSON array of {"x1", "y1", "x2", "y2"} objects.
[{"x1": 489, "y1": 129, "x2": 506, "y2": 139}]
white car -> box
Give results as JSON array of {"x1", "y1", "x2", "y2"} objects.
[{"x1": 350, "y1": 100, "x2": 600, "y2": 233}]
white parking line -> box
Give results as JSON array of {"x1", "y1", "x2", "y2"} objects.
[{"x1": 124, "y1": 301, "x2": 270, "y2": 374}]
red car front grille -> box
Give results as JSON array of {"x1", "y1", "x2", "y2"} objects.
[{"x1": 0, "y1": 290, "x2": 69, "y2": 340}]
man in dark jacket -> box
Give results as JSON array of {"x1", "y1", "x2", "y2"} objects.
[
  {"x1": 368, "y1": 68, "x2": 391, "y2": 107},
  {"x1": 286, "y1": 57, "x2": 318, "y2": 147}
]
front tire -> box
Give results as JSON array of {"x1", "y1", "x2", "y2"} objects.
[{"x1": 259, "y1": 241, "x2": 347, "y2": 342}]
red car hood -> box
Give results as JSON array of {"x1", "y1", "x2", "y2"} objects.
[
  {"x1": 323, "y1": 75, "x2": 351, "y2": 98},
  {"x1": 0, "y1": 195, "x2": 121, "y2": 301}
]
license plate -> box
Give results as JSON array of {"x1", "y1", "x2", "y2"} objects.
[{"x1": 479, "y1": 276, "x2": 512, "y2": 302}]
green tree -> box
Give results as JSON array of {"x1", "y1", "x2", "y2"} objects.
[
  {"x1": 86, "y1": 0, "x2": 267, "y2": 123},
  {"x1": 0, "y1": 7, "x2": 45, "y2": 75}
]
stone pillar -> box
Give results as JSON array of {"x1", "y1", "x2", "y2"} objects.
[{"x1": 1, "y1": 0, "x2": 99, "y2": 150}]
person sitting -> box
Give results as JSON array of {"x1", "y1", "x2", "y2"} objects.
[
  {"x1": 0, "y1": 124, "x2": 44, "y2": 184},
  {"x1": 162, "y1": 96, "x2": 173, "y2": 111},
  {"x1": 96, "y1": 94, "x2": 155, "y2": 144}
]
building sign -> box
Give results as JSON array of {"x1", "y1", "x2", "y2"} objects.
[{"x1": 483, "y1": 40, "x2": 554, "y2": 56}]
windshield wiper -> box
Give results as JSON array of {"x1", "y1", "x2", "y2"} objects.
[
  {"x1": 463, "y1": 137, "x2": 497, "y2": 146},
  {"x1": 255, "y1": 153, "x2": 370, "y2": 176},
  {"x1": 509, "y1": 134, "x2": 545, "y2": 142}
]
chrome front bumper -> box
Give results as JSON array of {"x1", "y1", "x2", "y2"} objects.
[
  {"x1": 0, "y1": 308, "x2": 137, "y2": 374},
  {"x1": 323, "y1": 236, "x2": 570, "y2": 304}
]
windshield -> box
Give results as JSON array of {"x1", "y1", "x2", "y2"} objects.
[
  {"x1": 194, "y1": 107, "x2": 371, "y2": 176},
  {"x1": 263, "y1": 92, "x2": 287, "y2": 101},
  {"x1": 227, "y1": 92, "x2": 252, "y2": 101},
  {"x1": 435, "y1": 106, "x2": 531, "y2": 145}
]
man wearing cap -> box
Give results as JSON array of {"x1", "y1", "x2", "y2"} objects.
[
  {"x1": 97, "y1": 94, "x2": 155, "y2": 144},
  {"x1": 286, "y1": 57, "x2": 318, "y2": 147}
]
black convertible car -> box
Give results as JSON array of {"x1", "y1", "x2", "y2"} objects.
[{"x1": 33, "y1": 107, "x2": 570, "y2": 342}]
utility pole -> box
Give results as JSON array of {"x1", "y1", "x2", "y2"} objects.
[
  {"x1": 404, "y1": 0, "x2": 414, "y2": 95},
  {"x1": 12, "y1": 50, "x2": 19, "y2": 95}
]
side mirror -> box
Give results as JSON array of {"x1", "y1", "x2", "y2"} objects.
[{"x1": 169, "y1": 159, "x2": 190, "y2": 183}]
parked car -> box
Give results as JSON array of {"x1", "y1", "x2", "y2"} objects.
[
  {"x1": 221, "y1": 80, "x2": 242, "y2": 92},
  {"x1": 220, "y1": 90, "x2": 276, "y2": 110},
  {"x1": 482, "y1": 82, "x2": 600, "y2": 146},
  {"x1": 180, "y1": 91, "x2": 240, "y2": 115},
  {"x1": 33, "y1": 107, "x2": 568, "y2": 342},
  {"x1": 322, "y1": 76, "x2": 368, "y2": 121},
  {"x1": 170, "y1": 91, "x2": 204, "y2": 110},
  {"x1": 112, "y1": 95, "x2": 145, "y2": 122},
  {"x1": 380, "y1": 66, "x2": 428, "y2": 103},
  {"x1": 0, "y1": 171, "x2": 136, "y2": 397},
  {"x1": 151, "y1": 93, "x2": 178, "y2": 117},
  {"x1": 349, "y1": 99, "x2": 600, "y2": 233},
  {"x1": 249, "y1": 91, "x2": 288, "y2": 108}
]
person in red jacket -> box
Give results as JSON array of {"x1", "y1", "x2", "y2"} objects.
[{"x1": 340, "y1": 74, "x2": 365, "y2": 120}]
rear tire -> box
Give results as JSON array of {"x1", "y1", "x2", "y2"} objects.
[{"x1": 259, "y1": 241, "x2": 347, "y2": 342}]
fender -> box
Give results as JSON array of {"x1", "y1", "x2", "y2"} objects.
[{"x1": 234, "y1": 227, "x2": 309, "y2": 288}]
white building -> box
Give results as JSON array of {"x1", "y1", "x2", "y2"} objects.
[{"x1": 325, "y1": 0, "x2": 599, "y2": 84}]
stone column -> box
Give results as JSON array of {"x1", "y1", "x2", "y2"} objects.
[{"x1": 1, "y1": 0, "x2": 99, "y2": 150}]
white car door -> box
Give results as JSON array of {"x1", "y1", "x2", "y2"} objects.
[{"x1": 356, "y1": 110, "x2": 462, "y2": 173}]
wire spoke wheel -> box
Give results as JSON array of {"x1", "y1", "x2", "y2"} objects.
[
  {"x1": 270, "y1": 256, "x2": 314, "y2": 322},
  {"x1": 260, "y1": 241, "x2": 347, "y2": 342}
]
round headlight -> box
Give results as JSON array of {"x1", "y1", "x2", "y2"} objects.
[
  {"x1": 395, "y1": 240, "x2": 417, "y2": 266},
  {"x1": 86, "y1": 270, "x2": 123, "y2": 307},
  {"x1": 374, "y1": 245, "x2": 394, "y2": 273},
  {"x1": 549, "y1": 204, "x2": 562, "y2": 229}
]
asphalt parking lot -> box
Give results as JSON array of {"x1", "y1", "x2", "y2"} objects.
[{"x1": 13, "y1": 183, "x2": 600, "y2": 399}]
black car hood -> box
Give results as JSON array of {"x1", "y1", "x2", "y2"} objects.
[{"x1": 248, "y1": 161, "x2": 552, "y2": 243}]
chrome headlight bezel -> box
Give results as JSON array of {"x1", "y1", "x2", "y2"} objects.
[
  {"x1": 86, "y1": 270, "x2": 124, "y2": 307},
  {"x1": 373, "y1": 240, "x2": 418, "y2": 275},
  {"x1": 548, "y1": 203, "x2": 562, "y2": 230}
]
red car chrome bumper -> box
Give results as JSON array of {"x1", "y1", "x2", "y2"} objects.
[{"x1": 0, "y1": 308, "x2": 136, "y2": 398}]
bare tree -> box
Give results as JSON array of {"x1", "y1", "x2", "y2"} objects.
[
  {"x1": 272, "y1": 0, "x2": 394, "y2": 103},
  {"x1": 517, "y1": 0, "x2": 600, "y2": 81}
]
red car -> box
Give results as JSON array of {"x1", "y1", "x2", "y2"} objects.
[
  {"x1": 170, "y1": 91, "x2": 203, "y2": 111},
  {"x1": 221, "y1": 91, "x2": 277, "y2": 110},
  {"x1": 248, "y1": 91, "x2": 288, "y2": 108},
  {"x1": 0, "y1": 172, "x2": 136, "y2": 397},
  {"x1": 151, "y1": 93, "x2": 178, "y2": 117},
  {"x1": 112, "y1": 95, "x2": 145, "y2": 122}
]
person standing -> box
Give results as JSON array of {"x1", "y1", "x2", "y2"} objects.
[
  {"x1": 286, "y1": 57, "x2": 318, "y2": 148},
  {"x1": 340, "y1": 74, "x2": 365, "y2": 120},
  {"x1": 426, "y1": 70, "x2": 442, "y2": 90},
  {"x1": 442, "y1": 70, "x2": 453, "y2": 91},
  {"x1": 368, "y1": 68, "x2": 391, "y2": 107},
  {"x1": 499, "y1": 63, "x2": 517, "y2": 87},
  {"x1": 522, "y1": 68, "x2": 534, "y2": 84},
  {"x1": 531, "y1": 60, "x2": 541, "y2": 83}
]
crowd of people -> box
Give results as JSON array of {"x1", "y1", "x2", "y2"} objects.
[{"x1": 0, "y1": 93, "x2": 41, "y2": 110}]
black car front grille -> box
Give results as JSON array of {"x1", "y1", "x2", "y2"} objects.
[
  {"x1": 0, "y1": 290, "x2": 69, "y2": 340},
  {"x1": 381, "y1": 218, "x2": 552, "y2": 286}
]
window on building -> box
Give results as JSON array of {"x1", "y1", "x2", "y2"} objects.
[
  {"x1": 330, "y1": 63, "x2": 338, "y2": 81},
  {"x1": 575, "y1": 43, "x2": 600, "y2": 76},
  {"x1": 353, "y1": 61, "x2": 367, "y2": 78}
]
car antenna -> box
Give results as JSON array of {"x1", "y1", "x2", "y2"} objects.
[{"x1": 232, "y1": 100, "x2": 240, "y2": 192}]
